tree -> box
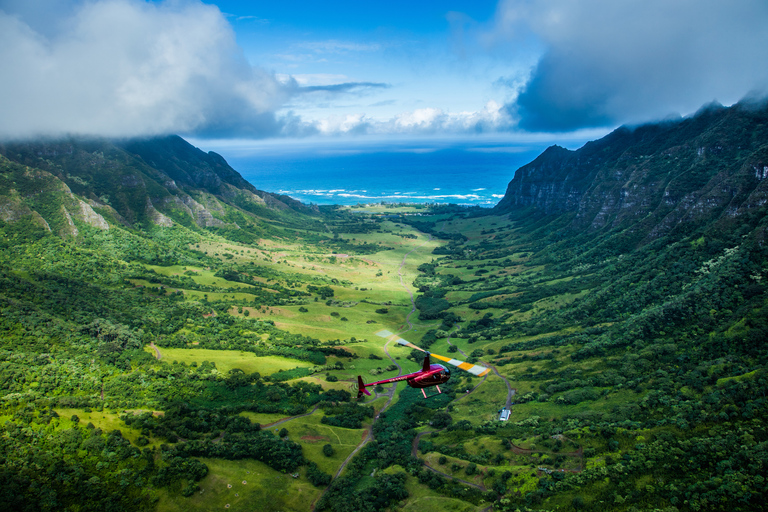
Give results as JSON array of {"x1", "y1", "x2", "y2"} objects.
[
  {"x1": 431, "y1": 411, "x2": 452, "y2": 429},
  {"x1": 279, "y1": 428, "x2": 289, "y2": 438},
  {"x1": 323, "y1": 444, "x2": 334, "y2": 457}
]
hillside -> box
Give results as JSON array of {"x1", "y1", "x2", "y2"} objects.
[
  {"x1": 494, "y1": 99, "x2": 768, "y2": 254},
  {"x1": 0, "y1": 136, "x2": 317, "y2": 240},
  {"x1": 0, "y1": 104, "x2": 767, "y2": 512}
]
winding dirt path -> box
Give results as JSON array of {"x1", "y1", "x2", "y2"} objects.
[
  {"x1": 487, "y1": 363, "x2": 515, "y2": 410},
  {"x1": 261, "y1": 404, "x2": 322, "y2": 429},
  {"x1": 445, "y1": 327, "x2": 467, "y2": 357},
  {"x1": 149, "y1": 341, "x2": 162, "y2": 360}
]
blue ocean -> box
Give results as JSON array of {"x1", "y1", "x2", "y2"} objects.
[{"x1": 205, "y1": 139, "x2": 587, "y2": 207}]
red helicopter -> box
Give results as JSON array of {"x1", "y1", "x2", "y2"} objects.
[{"x1": 357, "y1": 330, "x2": 490, "y2": 399}]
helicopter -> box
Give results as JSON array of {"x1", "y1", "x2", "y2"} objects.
[{"x1": 356, "y1": 330, "x2": 490, "y2": 399}]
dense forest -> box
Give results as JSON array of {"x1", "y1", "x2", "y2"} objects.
[{"x1": 0, "y1": 100, "x2": 767, "y2": 511}]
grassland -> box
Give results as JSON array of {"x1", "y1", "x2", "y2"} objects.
[
  {"x1": 154, "y1": 457, "x2": 322, "y2": 512},
  {"x1": 54, "y1": 407, "x2": 166, "y2": 448},
  {"x1": 144, "y1": 347, "x2": 315, "y2": 375},
  {"x1": 279, "y1": 412, "x2": 370, "y2": 475}
]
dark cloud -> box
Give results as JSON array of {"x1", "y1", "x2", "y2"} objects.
[{"x1": 496, "y1": 0, "x2": 768, "y2": 131}]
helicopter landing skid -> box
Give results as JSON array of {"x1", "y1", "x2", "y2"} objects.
[{"x1": 421, "y1": 385, "x2": 442, "y2": 399}]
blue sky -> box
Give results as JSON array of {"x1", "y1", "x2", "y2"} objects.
[{"x1": 1, "y1": 0, "x2": 767, "y2": 145}]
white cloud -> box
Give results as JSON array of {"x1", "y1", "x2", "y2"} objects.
[
  {"x1": 308, "y1": 100, "x2": 515, "y2": 136},
  {"x1": 490, "y1": 0, "x2": 768, "y2": 130},
  {"x1": 0, "y1": 0, "x2": 289, "y2": 139},
  {"x1": 316, "y1": 114, "x2": 372, "y2": 135}
]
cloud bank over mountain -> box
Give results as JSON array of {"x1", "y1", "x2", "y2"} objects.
[{"x1": 491, "y1": 0, "x2": 768, "y2": 131}]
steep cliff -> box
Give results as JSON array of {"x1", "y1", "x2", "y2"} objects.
[{"x1": 495, "y1": 100, "x2": 768, "y2": 246}]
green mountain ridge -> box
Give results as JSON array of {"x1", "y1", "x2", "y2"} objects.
[
  {"x1": 0, "y1": 135, "x2": 317, "y2": 240},
  {"x1": 495, "y1": 99, "x2": 768, "y2": 252}
]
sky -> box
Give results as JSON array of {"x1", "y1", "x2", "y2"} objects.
[{"x1": 1, "y1": 0, "x2": 767, "y2": 145}]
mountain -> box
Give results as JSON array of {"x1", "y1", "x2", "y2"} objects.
[
  {"x1": 0, "y1": 135, "x2": 316, "y2": 240},
  {"x1": 494, "y1": 99, "x2": 768, "y2": 252}
]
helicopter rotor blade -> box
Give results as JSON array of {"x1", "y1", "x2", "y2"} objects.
[
  {"x1": 375, "y1": 329, "x2": 490, "y2": 377},
  {"x1": 375, "y1": 329, "x2": 424, "y2": 351}
]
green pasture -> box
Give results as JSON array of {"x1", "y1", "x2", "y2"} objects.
[
  {"x1": 419, "y1": 452, "x2": 487, "y2": 487},
  {"x1": 461, "y1": 435, "x2": 508, "y2": 459},
  {"x1": 356, "y1": 381, "x2": 408, "y2": 409},
  {"x1": 438, "y1": 335, "x2": 473, "y2": 355},
  {"x1": 329, "y1": 341, "x2": 402, "y2": 376},
  {"x1": 278, "y1": 412, "x2": 369, "y2": 475},
  {"x1": 449, "y1": 374, "x2": 510, "y2": 424},
  {"x1": 143, "y1": 264, "x2": 196, "y2": 277},
  {"x1": 242, "y1": 302, "x2": 412, "y2": 342},
  {"x1": 154, "y1": 457, "x2": 322, "y2": 512},
  {"x1": 194, "y1": 240, "x2": 271, "y2": 263},
  {"x1": 53, "y1": 407, "x2": 163, "y2": 448},
  {"x1": 185, "y1": 290, "x2": 260, "y2": 302},
  {"x1": 146, "y1": 347, "x2": 314, "y2": 375},
  {"x1": 191, "y1": 271, "x2": 255, "y2": 289},
  {"x1": 524, "y1": 289, "x2": 591, "y2": 316},
  {"x1": 295, "y1": 373, "x2": 361, "y2": 393},
  {"x1": 239, "y1": 411, "x2": 291, "y2": 426},
  {"x1": 396, "y1": 468, "x2": 484, "y2": 512},
  {"x1": 444, "y1": 215, "x2": 513, "y2": 241}
]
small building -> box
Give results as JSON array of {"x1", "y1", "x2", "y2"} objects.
[{"x1": 498, "y1": 408, "x2": 510, "y2": 421}]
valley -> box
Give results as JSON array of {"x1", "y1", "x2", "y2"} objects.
[{"x1": 1, "y1": 100, "x2": 767, "y2": 512}]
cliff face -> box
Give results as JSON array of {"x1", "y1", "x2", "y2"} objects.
[{"x1": 494, "y1": 101, "x2": 768, "y2": 243}]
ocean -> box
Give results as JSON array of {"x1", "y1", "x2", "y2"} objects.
[{"x1": 202, "y1": 138, "x2": 589, "y2": 207}]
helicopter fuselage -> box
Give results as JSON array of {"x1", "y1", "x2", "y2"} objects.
[{"x1": 357, "y1": 358, "x2": 451, "y2": 399}]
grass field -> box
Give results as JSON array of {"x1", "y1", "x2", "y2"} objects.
[
  {"x1": 53, "y1": 407, "x2": 164, "y2": 448},
  {"x1": 146, "y1": 347, "x2": 315, "y2": 375},
  {"x1": 377, "y1": 465, "x2": 485, "y2": 512},
  {"x1": 451, "y1": 375, "x2": 510, "y2": 421},
  {"x1": 279, "y1": 412, "x2": 370, "y2": 475},
  {"x1": 154, "y1": 457, "x2": 322, "y2": 512}
]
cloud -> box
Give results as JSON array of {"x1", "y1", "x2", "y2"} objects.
[
  {"x1": 306, "y1": 100, "x2": 516, "y2": 136},
  {"x1": 492, "y1": 0, "x2": 768, "y2": 131},
  {"x1": 0, "y1": 0, "x2": 290, "y2": 139}
]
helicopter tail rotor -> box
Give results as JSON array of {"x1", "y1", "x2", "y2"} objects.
[{"x1": 357, "y1": 375, "x2": 371, "y2": 399}]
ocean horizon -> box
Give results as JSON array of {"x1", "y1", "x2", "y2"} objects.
[{"x1": 211, "y1": 140, "x2": 572, "y2": 207}]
